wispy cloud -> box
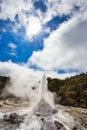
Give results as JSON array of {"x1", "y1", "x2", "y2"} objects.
[
  {"x1": 0, "y1": 0, "x2": 33, "y2": 21},
  {"x1": 8, "y1": 42, "x2": 17, "y2": 56},
  {"x1": 0, "y1": 0, "x2": 33, "y2": 39},
  {"x1": 8, "y1": 42, "x2": 17, "y2": 49}
]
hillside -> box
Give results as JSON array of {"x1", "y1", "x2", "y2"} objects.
[{"x1": 47, "y1": 73, "x2": 87, "y2": 108}]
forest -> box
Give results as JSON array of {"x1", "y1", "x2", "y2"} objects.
[{"x1": 48, "y1": 73, "x2": 87, "y2": 108}]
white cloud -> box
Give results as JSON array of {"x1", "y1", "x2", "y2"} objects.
[
  {"x1": 28, "y1": 13, "x2": 87, "y2": 72},
  {"x1": 0, "y1": 61, "x2": 76, "y2": 79},
  {"x1": 1, "y1": 0, "x2": 87, "y2": 40},
  {"x1": 26, "y1": 16, "x2": 42, "y2": 40},
  {"x1": 8, "y1": 42, "x2": 17, "y2": 49},
  {"x1": 10, "y1": 52, "x2": 17, "y2": 56},
  {"x1": 2, "y1": 29, "x2": 6, "y2": 32},
  {"x1": 43, "y1": 0, "x2": 87, "y2": 23},
  {"x1": 0, "y1": 0, "x2": 33, "y2": 21},
  {"x1": 8, "y1": 42, "x2": 17, "y2": 56},
  {"x1": 44, "y1": 27, "x2": 51, "y2": 34},
  {"x1": 0, "y1": 61, "x2": 40, "y2": 79},
  {"x1": 0, "y1": 0, "x2": 34, "y2": 39}
]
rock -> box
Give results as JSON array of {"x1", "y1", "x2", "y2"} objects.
[
  {"x1": 55, "y1": 121, "x2": 67, "y2": 130},
  {"x1": 0, "y1": 119, "x2": 20, "y2": 130},
  {"x1": 73, "y1": 126, "x2": 77, "y2": 130},
  {"x1": 52, "y1": 109, "x2": 58, "y2": 114},
  {"x1": 4, "y1": 113, "x2": 24, "y2": 124},
  {"x1": 0, "y1": 101, "x2": 3, "y2": 107},
  {"x1": 34, "y1": 99, "x2": 57, "y2": 115},
  {"x1": 1, "y1": 113, "x2": 25, "y2": 130}
]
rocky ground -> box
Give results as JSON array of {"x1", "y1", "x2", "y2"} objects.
[
  {"x1": 56, "y1": 105, "x2": 87, "y2": 130},
  {"x1": 59, "y1": 105, "x2": 87, "y2": 129},
  {"x1": 0, "y1": 96, "x2": 30, "y2": 109},
  {"x1": 0, "y1": 98, "x2": 87, "y2": 130}
]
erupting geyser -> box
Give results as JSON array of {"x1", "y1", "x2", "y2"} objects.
[
  {"x1": 34, "y1": 75, "x2": 57, "y2": 117},
  {"x1": 31, "y1": 75, "x2": 68, "y2": 130},
  {"x1": 0, "y1": 75, "x2": 79, "y2": 130},
  {"x1": 16, "y1": 75, "x2": 68, "y2": 130}
]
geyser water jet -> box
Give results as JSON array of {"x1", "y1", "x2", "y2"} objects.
[{"x1": 39, "y1": 75, "x2": 55, "y2": 108}]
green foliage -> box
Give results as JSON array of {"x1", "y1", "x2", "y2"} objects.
[
  {"x1": 47, "y1": 73, "x2": 87, "y2": 108},
  {"x1": 0, "y1": 76, "x2": 10, "y2": 94},
  {"x1": 47, "y1": 77, "x2": 64, "y2": 93}
]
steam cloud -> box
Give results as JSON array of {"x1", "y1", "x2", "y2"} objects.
[
  {"x1": 0, "y1": 61, "x2": 43, "y2": 105},
  {"x1": 0, "y1": 61, "x2": 77, "y2": 106}
]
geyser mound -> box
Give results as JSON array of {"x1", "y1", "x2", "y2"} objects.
[{"x1": 0, "y1": 75, "x2": 81, "y2": 130}]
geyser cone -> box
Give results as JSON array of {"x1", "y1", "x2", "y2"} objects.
[
  {"x1": 34, "y1": 75, "x2": 57, "y2": 115},
  {"x1": 34, "y1": 98, "x2": 56, "y2": 115}
]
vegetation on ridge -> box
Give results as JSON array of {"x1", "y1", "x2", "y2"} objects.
[
  {"x1": 47, "y1": 73, "x2": 87, "y2": 108},
  {"x1": 0, "y1": 76, "x2": 10, "y2": 94}
]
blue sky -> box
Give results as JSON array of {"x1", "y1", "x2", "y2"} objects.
[{"x1": 0, "y1": 0, "x2": 87, "y2": 79}]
